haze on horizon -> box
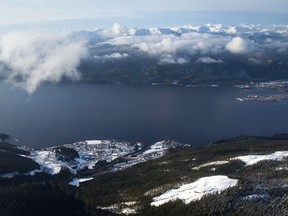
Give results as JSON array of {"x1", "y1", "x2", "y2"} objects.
[{"x1": 0, "y1": 0, "x2": 288, "y2": 31}]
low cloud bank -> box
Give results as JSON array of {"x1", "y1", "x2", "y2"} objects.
[
  {"x1": 196, "y1": 57, "x2": 224, "y2": 64},
  {"x1": 1, "y1": 24, "x2": 287, "y2": 92},
  {"x1": 0, "y1": 31, "x2": 88, "y2": 94},
  {"x1": 107, "y1": 32, "x2": 230, "y2": 55},
  {"x1": 94, "y1": 53, "x2": 129, "y2": 59},
  {"x1": 159, "y1": 54, "x2": 188, "y2": 64},
  {"x1": 99, "y1": 23, "x2": 288, "y2": 64}
]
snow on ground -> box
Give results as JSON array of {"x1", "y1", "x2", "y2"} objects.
[
  {"x1": 143, "y1": 141, "x2": 167, "y2": 155},
  {"x1": 74, "y1": 157, "x2": 95, "y2": 169},
  {"x1": 192, "y1": 151, "x2": 288, "y2": 171},
  {"x1": 151, "y1": 175, "x2": 238, "y2": 206},
  {"x1": 31, "y1": 150, "x2": 63, "y2": 175},
  {"x1": 276, "y1": 167, "x2": 288, "y2": 171},
  {"x1": 85, "y1": 140, "x2": 103, "y2": 145},
  {"x1": 98, "y1": 205, "x2": 118, "y2": 213},
  {"x1": 69, "y1": 177, "x2": 94, "y2": 187},
  {"x1": 0, "y1": 172, "x2": 19, "y2": 178},
  {"x1": 192, "y1": 160, "x2": 229, "y2": 170},
  {"x1": 121, "y1": 207, "x2": 137, "y2": 215},
  {"x1": 232, "y1": 151, "x2": 288, "y2": 166},
  {"x1": 27, "y1": 169, "x2": 42, "y2": 176},
  {"x1": 98, "y1": 201, "x2": 138, "y2": 215},
  {"x1": 242, "y1": 194, "x2": 269, "y2": 200},
  {"x1": 112, "y1": 141, "x2": 170, "y2": 171}
]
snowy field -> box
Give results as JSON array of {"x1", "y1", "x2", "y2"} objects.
[{"x1": 151, "y1": 175, "x2": 238, "y2": 206}]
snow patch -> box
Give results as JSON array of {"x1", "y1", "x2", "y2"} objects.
[
  {"x1": 143, "y1": 140, "x2": 167, "y2": 155},
  {"x1": 27, "y1": 169, "x2": 42, "y2": 176},
  {"x1": 242, "y1": 194, "x2": 269, "y2": 200},
  {"x1": 192, "y1": 160, "x2": 229, "y2": 170},
  {"x1": 151, "y1": 175, "x2": 238, "y2": 206},
  {"x1": 193, "y1": 151, "x2": 288, "y2": 171},
  {"x1": 0, "y1": 172, "x2": 19, "y2": 178},
  {"x1": 69, "y1": 177, "x2": 93, "y2": 187},
  {"x1": 98, "y1": 201, "x2": 138, "y2": 215},
  {"x1": 232, "y1": 151, "x2": 288, "y2": 166},
  {"x1": 276, "y1": 167, "x2": 288, "y2": 171},
  {"x1": 121, "y1": 207, "x2": 137, "y2": 215},
  {"x1": 31, "y1": 150, "x2": 62, "y2": 175},
  {"x1": 85, "y1": 140, "x2": 103, "y2": 145}
]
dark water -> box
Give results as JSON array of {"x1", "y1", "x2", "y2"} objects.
[{"x1": 1, "y1": 82, "x2": 288, "y2": 148}]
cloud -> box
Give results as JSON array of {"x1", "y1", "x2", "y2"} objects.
[
  {"x1": 262, "y1": 41, "x2": 288, "y2": 53},
  {"x1": 159, "y1": 54, "x2": 188, "y2": 64},
  {"x1": 196, "y1": 57, "x2": 224, "y2": 64},
  {"x1": 97, "y1": 24, "x2": 288, "y2": 60},
  {"x1": 101, "y1": 23, "x2": 130, "y2": 38},
  {"x1": 0, "y1": 31, "x2": 88, "y2": 94},
  {"x1": 225, "y1": 37, "x2": 254, "y2": 54},
  {"x1": 94, "y1": 53, "x2": 129, "y2": 58},
  {"x1": 107, "y1": 32, "x2": 229, "y2": 55}
]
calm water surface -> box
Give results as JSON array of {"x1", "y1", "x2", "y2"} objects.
[{"x1": 0, "y1": 82, "x2": 288, "y2": 148}]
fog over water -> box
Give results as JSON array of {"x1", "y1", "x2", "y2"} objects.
[{"x1": 0, "y1": 82, "x2": 288, "y2": 148}]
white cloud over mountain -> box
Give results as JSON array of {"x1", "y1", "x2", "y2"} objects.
[
  {"x1": 159, "y1": 54, "x2": 188, "y2": 64},
  {"x1": 106, "y1": 32, "x2": 230, "y2": 55},
  {"x1": 225, "y1": 37, "x2": 255, "y2": 54},
  {"x1": 0, "y1": 23, "x2": 288, "y2": 92},
  {"x1": 95, "y1": 23, "x2": 287, "y2": 64},
  {"x1": 94, "y1": 53, "x2": 129, "y2": 59}
]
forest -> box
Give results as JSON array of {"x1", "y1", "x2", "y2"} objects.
[{"x1": 1, "y1": 135, "x2": 288, "y2": 215}]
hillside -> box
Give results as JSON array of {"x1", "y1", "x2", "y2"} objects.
[
  {"x1": 0, "y1": 140, "x2": 39, "y2": 175},
  {"x1": 1, "y1": 135, "x2": 288, "y2": 215}
]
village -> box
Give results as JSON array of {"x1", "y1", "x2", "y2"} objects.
[
  {"x1": 236, "y1": 94, "x2": 288, "y2": 102},
  {"x1": 64, "y1": 140, "x2": 142, "y2": 163},
  {"x1": 235, "y1": 80, "x2": 288, "y2": 102},
  {"x1": 20, "y1": 139, "x2": 187, "y2": 175}
]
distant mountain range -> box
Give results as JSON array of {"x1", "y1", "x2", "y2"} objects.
[
  {"x1": 74, "y1": 23, "x2": 288, "y2": 86},
  {"x1": 0, "y1": 23, "x2": 287, "y2": 93},
  {"x1": 78, "y1": 23, "x2": 288, "y2": 37}
]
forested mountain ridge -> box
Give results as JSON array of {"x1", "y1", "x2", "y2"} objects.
[{"x1": 1, "y1": 134, "x2": 288, "y2": 215}]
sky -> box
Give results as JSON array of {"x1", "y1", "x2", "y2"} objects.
[
  {"x1": 0, "y1": 0, "x2": 287, "y2": 93},
  {"x1": 0, "y1": 0, "x2": 288, "y2": 31}
]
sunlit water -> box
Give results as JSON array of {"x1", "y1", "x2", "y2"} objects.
[{"x1": 0, "y1": 82, "x2": 288, "y2": 148}]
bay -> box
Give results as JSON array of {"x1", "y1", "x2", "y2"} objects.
[{"x1": 0, "y1": 82, "x2": 287, "y2": 148}]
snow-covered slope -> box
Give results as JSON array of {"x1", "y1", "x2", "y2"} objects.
[
  {"x1": 69, "y1": 177, "x2": 94, "y2": 187},
  {"x1": 191, "y1": 151, "x2": 288, "y2": 171},
  {"x1": 82, "y1": 23, "x2": 288, "y2": 67},
  {"x1": 30, "y1": 150, "x2": 63, "y2": 175},
  {"x1": 151, "y1": 175, "x2": 238, "y2": 206},
  {"x1": 232, "y1": 151, "x2": 288, "y2": 165},
  {"x1": 82, "y1": 23, "x2": 288, "y2": 40},
  {"x1": 19, "y1": 140, "x2": 185, "y2": 175}
]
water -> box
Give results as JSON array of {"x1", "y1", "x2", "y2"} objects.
[{"x1": 1, "y1": 82, "x2": 288, "y2": 148}]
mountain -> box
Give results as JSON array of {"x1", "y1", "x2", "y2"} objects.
[
  {"x1": 0, "y1": 139, "x2": 39, "y2": 176},
  {"x1": 73, "y1": 23, "x2": 288, "y2": 86},
  {"x1": 82, "y1": 23, "x2": 288, "y2": 37},
  {"x1": 0, "y1": 23, "x2": 287, "y2": 90},
  {"x1": 1, "y1": 134, "x2": 288, "y2": 215},
  {"x1": 0, "y1": 139, "x2": 187, "y2": 177}
]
